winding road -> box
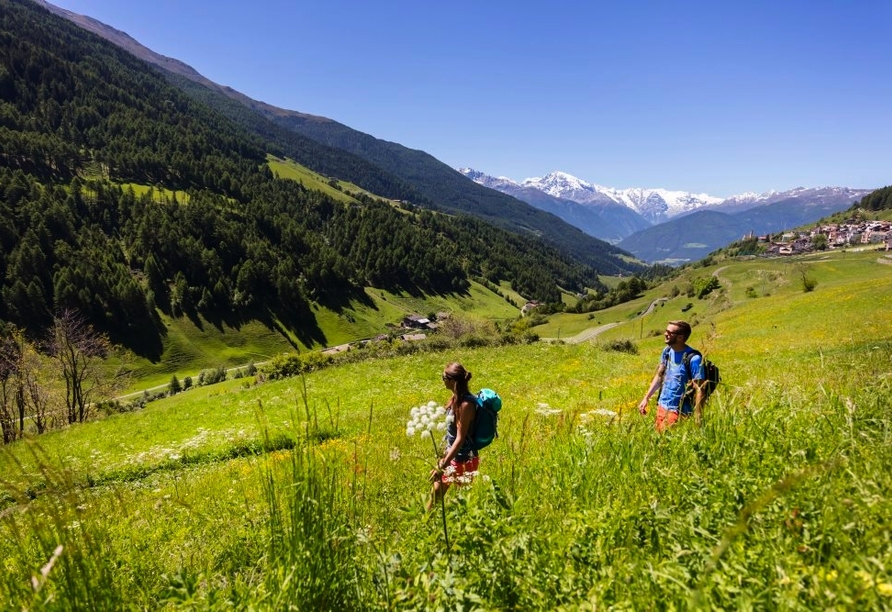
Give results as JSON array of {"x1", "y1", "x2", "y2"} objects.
[{"x1": 541, "y1": 297, "x2": 667, "y2": 344}]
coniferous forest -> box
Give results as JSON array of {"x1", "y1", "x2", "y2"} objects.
[{"x1": 0, "y1": 0, "x2": 632, "y2": 358}]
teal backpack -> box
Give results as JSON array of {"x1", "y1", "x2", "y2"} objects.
[{"x1": 470, "y1": 388, "x2": 502, "y2": 450}]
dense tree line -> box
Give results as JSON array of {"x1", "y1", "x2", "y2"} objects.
[
  {"x1": 166, "y1": 73, "x2": 429, "y2": 206},
  {"x1": 855, "y1": 185, "x2": 892, "y2": 212},
  {"x1": 0, "y1": 0, "x2": 266, "y2": 190},
  {"x1": 568, "y1": 276, "x2": 648, "y2": 314},
  {"x1": 265, "y1": 108, "x2": 644, "y2": 275},
  {"x1": 0, "y1": 166, "x2": 596, "y2": 356}
]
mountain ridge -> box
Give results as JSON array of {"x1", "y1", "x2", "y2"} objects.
[
  {"x1": 29, "y1": 0, "x2": 876, "y2": 267},
  {"x1": 458, "y1": 168, "x2": 650, "y2": 243},
  {"x1": 461, "y1": 167, "x2": 873, "y2": 262},
  {"x1": 34, "y1": 0, "x2": 642, "y2": 277}
]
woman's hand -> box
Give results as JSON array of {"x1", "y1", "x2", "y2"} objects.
[{"x1": 429, "y1": 458, "x2": 446, "y2": 482}]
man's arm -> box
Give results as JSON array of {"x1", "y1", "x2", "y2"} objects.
[{"x1": 638, "y1": 364, "x2": 665, "y2": 415}]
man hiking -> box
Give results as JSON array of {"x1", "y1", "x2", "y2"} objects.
[{"x1": 638, "y1": 320, "x2": 706, "y2": 432}]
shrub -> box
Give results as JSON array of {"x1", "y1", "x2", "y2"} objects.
[
  {"x1": 603, "y1": 338, "x2": 638, "y2": 354},
  {"x1": 693, "y1": 276, "x2": 721, "y2": 299},
  {"x1": 198, "y1": 366, "x2": 227, "y2": 386}
]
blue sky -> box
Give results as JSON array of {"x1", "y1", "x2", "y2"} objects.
[{"x1": 47, "y1": 0, "x2": 892, "y2": 197}]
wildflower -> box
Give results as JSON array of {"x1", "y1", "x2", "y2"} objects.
[
  {"x1": 578, "y1": 408, "x2": 618, "y2": 432},
  {"x1": 452, "y1": 471, "x2": 479, "y2": 485},
  {"x1": 405, "y1": 401, "x2": 446, "y2": 436},
  {"x1": 856, "y1": 569, "x2": 875, "y2": 588},
  {"x1": 389, "y1": 448, "x2": 401, "y2": 462},
  {"x1": 535, "y1": 402, "x2": 562, "y2": 416},
  {"x1": 356, "y1": 525, "x2": 372, "y2": 543},
  {"x1": 878, "y1": 583, "x2": 892, "y2": 597}
]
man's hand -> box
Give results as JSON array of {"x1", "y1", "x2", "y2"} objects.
[{"x1": 692, "y1": 381, "x2": 705, "y2": 425}]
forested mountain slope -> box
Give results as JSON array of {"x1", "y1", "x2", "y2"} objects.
[
  {"x1": 856, "y1": 185, "x2": 892, "y2": 211},
  {"x1": 242, "y1": 104, "x2": 640, "y2": 274},
  {"x1": 33, "y1": 0, "x2": 643, "y2": 276},
  {"x1": 0, "y1": 0, "x2": 609, "y2": 358}
]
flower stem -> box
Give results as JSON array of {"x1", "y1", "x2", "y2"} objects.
[{"x1": 428, "y1": 433, "x2": 450, "y2": 554}]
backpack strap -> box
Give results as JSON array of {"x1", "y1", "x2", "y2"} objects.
[
  {"x1": 656, "y1": 346, "x2": 670, "y2": 396},
  {"x1": 682, "y1": 348, "x2": 702, "y2": 381}
]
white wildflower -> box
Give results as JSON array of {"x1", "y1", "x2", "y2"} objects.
[
  {"x1": 535, "y1": 402, "x2": 562, "y2": 416},
  {"x1": 405, "y1": 400, "x2": 447, "y2": 436},
  {"x1": 356, "y1": 525, "x2": 372, "y2": 544}
]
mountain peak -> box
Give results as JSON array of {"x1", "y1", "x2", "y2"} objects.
[
  {"x1": 522, "y1": 171, "x2": 596, "y2": 196},
  {"x1": 517, "y1": 172, "x2": 723, "y2": 223}
]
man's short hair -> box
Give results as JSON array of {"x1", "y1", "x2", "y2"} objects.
[{"x1": 668, "y1": 320, "x2": 692, "y2": 341}]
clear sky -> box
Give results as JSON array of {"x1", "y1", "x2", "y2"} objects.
[{"x1": 46, "y1": 0, "x2": 892, "y2": 198}]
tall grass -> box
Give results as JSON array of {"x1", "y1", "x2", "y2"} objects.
[{"x1": 0, "y1": 252, "x2": 890, "y2": 608}]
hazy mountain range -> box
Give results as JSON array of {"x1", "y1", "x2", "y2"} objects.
[{"x1": 460, "y1": 168, "x2": 873, "y2": 263}]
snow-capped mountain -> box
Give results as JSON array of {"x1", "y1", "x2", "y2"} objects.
[
  {"x1": 522, "y1": 171, "x2": 724, "y2": 224},
  {"x1": 713, "y1": 186, "x2": 872, "y2": 215},
  {"x1": 460, "y1": 168, "x2": 874, "y2": 259},
  {"x1": 457, "y1": 168, "x2": 650, "y2": 243}
]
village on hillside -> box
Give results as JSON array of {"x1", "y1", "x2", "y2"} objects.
[
  {"x1": 757, "y1": 219, "x2": 892, "y2": 256},
  {"x1": 321, "y1": 313, "x2": 447, "y2": 355}
]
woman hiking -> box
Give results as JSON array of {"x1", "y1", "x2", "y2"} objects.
[{"x1": 426, "y1": 362, "x2": 479, "y2": 511}]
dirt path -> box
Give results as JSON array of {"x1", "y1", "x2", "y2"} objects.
[{"x1": 541, "y1": 297, "x2": 667, "y2": 344}]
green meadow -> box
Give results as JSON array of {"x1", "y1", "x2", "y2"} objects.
[
  {"x1": 120, "y1": 281, "x2": 520, "y2": 394},
  {"x1": 1, "y1": 249, "x2": 891, "y2": 609},
  {"x1": 267, "y1": 155, "x2": 406, "y2": 207}
]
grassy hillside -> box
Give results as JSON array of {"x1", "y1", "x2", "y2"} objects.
[
  {"x1": 1, "y1": 249, "x2": 890, "y2": 608},
  {"x1": 2, "y1": 0, "x2": 606, "y2": 367},
  {"x1": 118, "y1": 279, "x2": 520, "y2": 392}
]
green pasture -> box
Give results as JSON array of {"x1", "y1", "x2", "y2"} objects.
[
  {"x1": 267, "y1": 155, "x2": 390, "y2": 205},
  {"x1": 1, "y1": 250, "x2": 891, "y2": 608},
  {"x1": 119, "y1": 183, "x2": 191, "y2": 205},
  {"x1": 117, "y1": 280, "x2": 519, "y2": 395}
]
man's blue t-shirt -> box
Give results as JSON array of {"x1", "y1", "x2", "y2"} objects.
[{"x1": 658, "y1": 347, "x2": 705, "y2": 414}]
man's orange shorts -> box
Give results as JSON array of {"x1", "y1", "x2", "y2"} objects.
[{"x1": 655, "y1": 406, "x2": 682, "y2": 432}]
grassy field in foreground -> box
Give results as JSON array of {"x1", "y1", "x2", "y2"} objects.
[{"x1": 0, "y1": 250, "x2": 890, "y2": 609}]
